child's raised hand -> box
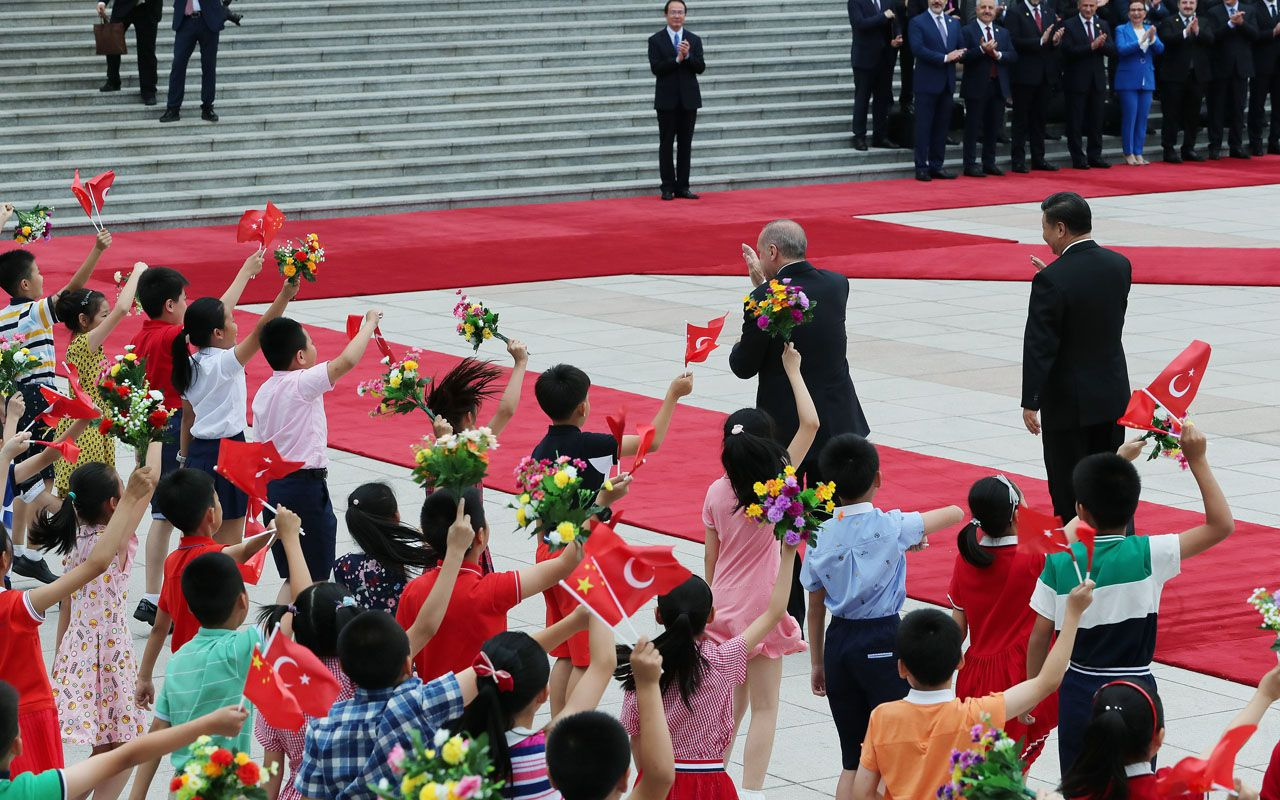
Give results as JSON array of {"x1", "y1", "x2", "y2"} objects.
[
  {"x1": 135, "y1": 677, "x2": 155, "y2": 710},
  {"x1": 446, "y1": 499, "x2": 475, "y2": 555},
  {"x1": 596, "y1": 472, "x2": 632, "y2": 508},
  {"x1": 1065, "y1": 578, "x2": 1095, "y2": 619},
  {"x1": 94, "y1": 229, "x2": 112, "y2": 251},
  {"x1": 124, "y1": 465, "x2": 158, "y2": 501},
  {"x1": 0, "y1": 431, "x2": 32, "y2": 460},
  {"x1": 7, "y1": 390, "x2": 26, "y2": 420},
  {"x1": 241, "y1": 250, "x2": 265, "y2": 278},
  {"x1": 362, "y1": 309, "x2": 383, "y2": 329},
  {"x1": 1235, "y1": 778, "x2": 1260, "y2": 800},
  {"x1": 280, "y1": 277, "x2": 301, "y2": 300},
  {"x1": 630, "y1": 637, "x2": 663, "y2": 687},
  {"x1": 1179, "y1": 422, "x2": 1207, "y2": 464},
  {"x1": 667, "y1": 371, "x2": 694, "y2": 399},
  {"x1": 781, "y1": 341, "x2": 802, "y2": 373},
  {"x1": 1255, "y1": 663, "x2": 1280, "y2": 703},
  {"x1": 506, "y1": 338, "x2": 529, "y2": 365},
  {"x1": 1118, "y1": 438, "x2": 1145, "y2": 462},
  {"x1": 432, "y1": 417, "x2": 454, "y2": 439},
  {"x1": 202, "y1": 705, "x2": 251, "y2": 737},
  {"x1": 558, "y1": 538, "x2": 585, "y2": 569},
  {"x1": 274, "y1": 505, "x2": 302, "y2": 542},
  {"x1": 131, "y1": 261, "x2": 149, "y2": 277}
]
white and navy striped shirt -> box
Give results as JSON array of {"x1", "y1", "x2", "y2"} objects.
[{"x1": 0, "y1": 296, "x2": 58, "y2": 386}]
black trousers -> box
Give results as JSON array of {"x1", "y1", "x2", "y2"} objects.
[
  {"x1": 106, "y1": 7, "x2": 159, "y2": 96},
  {"x1": 914, "y1": 89, "x2": 954, "y2": 170},
  {"x1": 963, "y1": 77, "x2": 1006, "y2": 168},
  {"x1": 852, "y1": 55, "x2": 896, "y2": 138},
  {"x1": 899, "y1": 39, "x2": 915, "y2": 106},
  {"x1": 1160, "y1": 78, "x2": 1206, "y2": 152},
  {"x1": 1066, "y1": 86, "x2": 1105, "y2": 162},
  {"x1": 1208, "y1": 75, "x2": 1248, "y2": 152},
  {"x1": 1248, "y1": 69, "x2": 1280, "y2": 147},
  {"x1": 1011, "y1": 82, "x2": 1050, "y2": 164},
  {"x1": 1041, "y1": 420, "x2": 1124, "y2": 521},
  {"x1": 656, "y1": 107, "x2": 697, "y2": 193},
  {"x1": 166, "y1": 15, "x2": 220, "y2": 110}
]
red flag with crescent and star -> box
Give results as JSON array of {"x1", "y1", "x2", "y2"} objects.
[
  {"x1": 1015, "y1": 507, "x2": 1070, "y2": 558},
  {"x1": 1155, "y1": 725, "x2": 1256, "y2": 796},
  {"x1": 263, "y1": 630, "x2": 341, "y2": 718},
  {"x1": 1118, "y1": 340, "x2": 1212, "y2": 432},
  {"x1": 31, "y1": 440, "x2": 80, "y2": 464},
  {"x1": 38, "y1": 363, "x2": 102, "y2": 427},
  {"x1": 242, "y1": 643, "x2": 305, "y2": 730},
  {"x1": 345, "y1": 313, "x2": 396, "y2": 362},
  {"x1": 214, "y1": 440, "x2": 303, "y2": 509},
  {"x1": 236, "y1": 201, "x2": 285, "y2": 250},
  {"x1": 684, "y1": 314, "x2": 728, "y2": 366},
  {"x1": 559, "y1": 520, "x2": 692, "y2": 627}
]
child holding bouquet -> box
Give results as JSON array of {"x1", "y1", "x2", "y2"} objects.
[{"x1": 426, "y1": 338, "x2": 530, "y2": 437}]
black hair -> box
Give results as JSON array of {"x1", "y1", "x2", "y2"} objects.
[
  {"x1": 721, "y1": 408, "x2": 789, "y2": 510},
  {"x1": 260, "y1": 317, "x2": 308, "y2": 371},
  {"x1": 28, "y1": 463, "x2": 121, "y2": 557},
  {"x1": 0, "y1": 250, "x2": 36, "y2": 297},
  {"x1": 346, "y1": 482, "x2": 436, "y2": 580},
  {"x1": 419, "y1": 487, "x2": 486, "y2": 559},
  {"x1": 452, "y1": 632, "x2": 551, "y2": 784},
  {"x1": 534, "y1": 364, "x2": 591, "y2": 422},
  {"x1": 0, "y1": 680, "x2": 17, "y2": 757},
  {"x1": 1073, "y1": 453, "x2": 1141, "y2": 530},
  {"x1": 664, "y1": 0, "x2": 688, "y2": 11},
  {"x1": 257, "y1": 582, "x2": 363, "y2": 660},
  {"x1": 54, "y1": 289, "x2": 108, "y2": 334},
  {"x1": 1060, "y1": 682, "x2": 1164, "y2": 800},
  {"x1": 137, "y1": 266, "x2": 189, "y2": 319},
  {"x1": 155, "y1": 469, "x2": 217, "y2": 534},
  {"x1": 426, "y1": 358, "x2": 502, "y2": 433},
  {"x1": 181, "y1": 551, "x2": 246, "y2": 627},
  {"x1": 615, "y1": 576, "x2": 711, "y2": 709},
  {"x1": 896, "y1": 608, "x2": 963, "y2": 687},
  {"x1": 956, "y1": 476, "x2": 1022, "y2": 569},
  {"x1": 1041, "y1": 191, "x2": 1093, "y2": 235},
  {"x1": 819, "y1": 433, "x2": 879, "y2": 502},
  {"x1": 171, "y1": 297, "x2": 228, "y2": 396},
  {"x1": 337, "y1": 610, "x2": 410, "y2": 689},
  {"x1": 546, "y1": 711, "x2": 632, "y2": 800}
]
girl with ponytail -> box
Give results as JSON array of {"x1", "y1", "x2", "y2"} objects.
[
  {"x1": 170, "y1": 256, "x2": 295, "y2": 543},
  {"x1": 948, "y1": 474, "x2": 1057, "y2": 767},
  {"x1": 614, "y1": 540, "x2": 800, "y2": 800},
  {"x1": 425, "y1": 338, "x2": 529, "y2": 436},
  {"x1": 699, "y1": 342, "x2": 816, "y2": 799},
  {"x1": 333, "y1": 482, "x2": 436, "y2": 614}
]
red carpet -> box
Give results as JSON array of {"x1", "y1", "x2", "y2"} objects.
[{"x1": 26, "y1": 158, "x2": 1280, "y2": 306}]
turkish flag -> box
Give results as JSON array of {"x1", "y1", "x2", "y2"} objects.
[
  {"x1": 70, "y1": 170, "x2": 92, "y2": 221},
  {"x1": 685, "y1": 314, "x2": 728, "y2": 366},
  {"x1": 237, "y1": 523, "x2": 274, "y2": 586},
  {"x1": 1119, "y1": 340, "x2": 1212, "y2": 431},
  {"x1": 1155, "y1": 725, "x2": 1257, "y2": 796},
  {"x1": 1075, "y1": 522, "x2": 1097, "y2": 575},
  {"x1": 1117, "y1": 390, "x2": 1168, "y2": 436},
  {"x1": 214, "y1": 439, "x2": 303, "y2": 509},
  {"x1": 243, "y1": 643, "x2": 305, "y2": 730},
  {"x1": 39, "y1": 364, "x2": 102, "y2": 426},
  {"x1": 606, "y1": 408, "x2": 627, "y2": 457},
  {"x1": 264, "y1": 629, "x2": 342, "y2": 718},
  {"x1": 1015, "y1": 507, "x2": 1071, "y2": 558},
  {"x1": 31, "y1": 440, "x2": 81, "y2": 464},
  {"x1": 237, "y1": 202, "x2": 285, "y2": 249},
  {"x1": 559, "y1": 521, "x2": 692, "y2": 626},
  {"x1": 345, "y1": 314, "x2": 396, "y2": 362},
  {"x1": 629, "y1": 424, "x2": 655, "y2": 474},
  {"x1": 86, "y1": 171, "x2": 114, "y2": 216}
]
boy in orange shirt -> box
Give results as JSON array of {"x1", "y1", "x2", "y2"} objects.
[{"x1": 852, "y1": 580, "x2": 1093, "y2": 800}]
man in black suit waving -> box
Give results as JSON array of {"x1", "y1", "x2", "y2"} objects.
[
  {"x1": 1205, "y1": 0, "x2": 1257, "y2": 159},
  {"x1": 1022, "y1": 192, "x2": 1131, "y2": 521},
  {"x1": 96, "y1": 0, "x2": 162, "y2": 105},
  {"x1": 648, "y1": 0, "x2": 705, "y2": 201},
  {"x1": 159, "y1": 0, "x2": 227, "y2": 122},
  {"x1": 1059, "y1": 0, "x2": 1116, "y2": 168},
  {"x1": 1247, "y1": 0, "x2": 1280, "y2": 155},
  {"x1": 849, "y1": 0, "x2": 905, "y2": 149},
  {"x1": 1005, "y1": 0, "x2": 1063, "y2": 171},
  {"x1": 961, "y1": 0, "x2": 1019, "y2": 176},
  {"x1": 1158, "y1": 0, "x2": 1215, "y2": 162}
]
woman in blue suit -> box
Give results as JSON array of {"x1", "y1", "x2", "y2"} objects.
[{"x1": 1115, "y1": 0, "x2": 1165, "y2": 164}]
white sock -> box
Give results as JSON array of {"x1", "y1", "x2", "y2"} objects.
[
  {"x1": 740, "y1": 791, "x2": 766, "y2": 800},
  {"x1": 12, "y1": 544, "x2": 27, "y2": 558},
  {"x1": 143, "y1": 593, "x2": 160, "y2": 605}
]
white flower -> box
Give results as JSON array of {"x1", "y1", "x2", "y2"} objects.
[
  {"x1": 563, "y1": 465, "x2": 579, "y2": 480},
  {"x1": 148, "y1": 390, "x2": 164, "y2": 402},
  {"x1": 380, "y1": 356, "x2": 391, "y2": 365},
  {"x1": 548, "y1": 530, "x2": 563, "y2": 546},
  {"x1": 124, "y1": 344, "x2": 135, "y2": 352},
  {"x1": 433, "y1": 729, "x2": 451, "y2": 748},
  {"x1": 992, "y1": 737, "x2": 1016, "y2": 752},
  {"x1": 114, "y1": 354, "x2": 124, "y2": 362},
  {"x1": 357, "y1": 386, "x2": 366, "y2": 396},
  {"x1": 113, "y1": 271, "x2": 123, "y2": 282}
]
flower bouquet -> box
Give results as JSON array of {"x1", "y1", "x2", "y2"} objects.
[
  {"x1": 94, "y1": 367, "x2": 175, "y2": 466},
  {"x1": 168, "y1": 735, "x2": 275, "y2": 800},
  {"x1": 453, "y1": 291, "x2": 510, "y2": 352},
  {"x1": 0, "y1": 335, "x2": 42, "y2": 397},
  {"x1": 1248, "y1": 588, "x2": 1280, "y2": 652},
  {"x1": 744, "y1": 464, "x2": 835, "y2": 547},
  {"x1": 356, "y1": 351, "x2": 436, "y2": 420},
  {"x1": 510, "y1": 455, "x2": 606, "y2": 550},
  {"x1": 411, "y1": 428, "x2": 499, "y2": 496},
  {"x1": 935, "y1": 717, "x2": 1035, "y2": 800},
  {"x1": 372, "y1": 729, "x2": 503, "y2": 800},
  {"x1": 274, "y1": 233, "x2": 324, "y2": 283},
  {"x1": 12, "y1": 206, "x2": 52, "y2": 245},
  {"x1": 743, "y1": 278, "x2": 816, "y2": 341},
  {"x1": 1138, "y1": 408, "x2": 1189, "y2": 469},
  {"x1": 98, "y1": 346, "x2": 148, "y2": 416},
  {"x1": 112, "y1": 271, "x2": 143, "y2": 315}
]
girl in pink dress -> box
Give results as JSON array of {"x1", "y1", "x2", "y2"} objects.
[{"x1": 701, "y1": 343, "x2": 817, "y2": 799}]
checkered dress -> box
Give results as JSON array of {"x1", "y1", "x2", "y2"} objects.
[{"x1": 254, "y1": 656, "x2": 354, "y2": 800}]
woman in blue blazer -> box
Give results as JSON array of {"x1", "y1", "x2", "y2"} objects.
[{"x1": 1115, "y1": 0, "x2": 1165, "y2": 164}]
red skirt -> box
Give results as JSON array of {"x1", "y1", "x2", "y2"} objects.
[
  {"x1": 536, "y1": 540, "x2": 590, "y2": 666},
  {"x1": 956, "y1": 648, "x2": 1057, "y2": 767},
  {"x1": 667, "y1": 761, "x2": 738, "y2": 800},
  {"x1": 8, "y1": 707, "x2": 63, "y2": 775}
]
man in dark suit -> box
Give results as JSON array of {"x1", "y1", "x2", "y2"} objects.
[
  {"x1": 1206, "y1": 0, "x2": 1257, "y2": 158},
  {"x1": 1248, "y1": 0, "x2": 1280, "y2": 154},
  {"x1": 1022, "y1": 192, "x2": 1131, "y2": 521},
  {"x1": 159, "y1": 0, "x2": 226, "y2": 122},
  {"x1": 961, "y1": 0, "x2": 1019, "y2": 175},
  {"x1": 96, "y1": 0, "x2": 162, "y2": 105},
  {"x1": 648, "y1": 0, "x2": 705, "y2": 201},
  {"x1": 733, "y1": 219, "x2": 870, "y2": 626},
  {"x1": 1158, "y1": 0, "x2": 1215, "y2": 161},
  {"x1": 910, "y1": 0, "x2": 967, "y2": 179},
  {"x1": 849, "y1": 0, "x2": 905, "y2": 149},
  {"x1": 1006, "y1": 0, "x2": 1063, "y2": 171},
  {"x1": 1060, "y1": 0, "x2": 1116, "y2": 168}
]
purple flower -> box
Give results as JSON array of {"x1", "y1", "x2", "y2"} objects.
[
  {"x1": 791, "y1": 309, "x2": 804, "y2": 322},
  {"x1": 757, "y1": 315, "x2": 770, "y2": 331},
  {"x1": 766, "y1": 503, "x2": 787, "y2": 523},
  {"x1": 784, "y1": 530, "x2": 802, "y2": 546},
  {"x1": 789, "y1": 500, "x2": 804, "y2": 516},
  {"x1": 799, "y1": 293, "x2": 810, "y2": 309},
  {"x1": 784, "y1": 476, "x2": 798, "y2": 489},
  {"x1": 780, "y1": 278, "x2": 792, "y2": 285}
]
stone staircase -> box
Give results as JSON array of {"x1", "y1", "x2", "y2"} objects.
[{"x1": 0, "y1": 0, "x2": 1127, "y2": 233}]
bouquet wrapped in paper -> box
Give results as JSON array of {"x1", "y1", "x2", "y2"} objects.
[
  {"x1": 356, "y1": 351, "x2": 435, "y2": 419},
  {"x1": 411, "y1": 428, "x2": 498, "y2": 496},
  {"x1": 453, "y1": 291, "x2": 510, "y2": 352},
  {"x1": 95, "y1": 365, "x2": 175, "y2": 466},
  {"x1": 510, "y1": 455, "x2": 606, "y2": 550},
  {"x1": 744, "y1": 464, "x2": 835, "y2": 547},
  {"x1": 12, "y1": 206, "x2": 52, "y2": 245},
  {"x1": 935, "y1": 717, "x2": 1035, "y2": 800},
  {"x1": 0, "y1": 335, "x2": 42, "y2": 396},
  {"x1": 372, "y1": 729, "x2": 503, "y2": 800},
  {"x1": 274, "y1": 233, "x2": 324, "y2": 283},
  {"x1": 743, "y1": 278, "x2": 816, "y2": 341},
  {"x1": 168, "y1": 735, "x2": 275, "y2": 800}
]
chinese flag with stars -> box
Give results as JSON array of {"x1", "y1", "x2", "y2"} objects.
[
  {"x1": 264, "y1": 631, "x2": 341, "y2": 718},
  {"x1": 559, "y1": 521, "x2": 692, "y2": 626},
  {"x1": 242, "y1": 643, "x2": 304, "y2": 730}
]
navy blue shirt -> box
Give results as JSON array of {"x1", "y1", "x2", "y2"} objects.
[{"x1": 530, "y1": 424, "x2": 618, "y2": 492}]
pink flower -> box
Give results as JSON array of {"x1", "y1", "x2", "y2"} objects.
[
  {"x1": 791, "y1": 309, "x2": 804, "y2": 322},
  {"x1": 388, "y1": 743, "x2": 406, "y2": 773},
  {"x1": 456, "y1": 776, "x2": 483, "y2": 799},
  {"x1": 756, "y1": 315, "x2": 770, "y2": 330}
]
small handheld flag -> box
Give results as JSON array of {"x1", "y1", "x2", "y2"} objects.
[{"x1": 685, "y1": 314, "x2": 728, "y2": 366}]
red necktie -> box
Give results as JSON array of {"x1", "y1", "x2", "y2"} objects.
[{"x1": 1034, "y1": 6, "x2": 1043, "y2": 30}]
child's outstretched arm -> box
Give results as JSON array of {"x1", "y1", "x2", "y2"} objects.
[
  {"x1": 59, "y1": 228, "x2": 111, "y2": 298},
  {"x1": 71, "y1": 705, "x2": 248, "y2": 799},
  {"x1": 629, "y1": 639, "x2": 676, "y2": 800},
  {"x1": 921, "y1": 504, "x2": 966, "y2": 536},
  {"x1": 517, "y1": 538, "x2": 584, "y2": 599},
  {"x1": 487, "y1": 338, "x2": 528, "y2": 435},
  {"x1": 782, "y1": 343, "x2": 820, "y2": 466},
  {"x1": 531, "y1": 605, "x2": 590, "y2": 655},
  {"x1": 621, "y1": 371, "x2": 694, "y2": 456},
  {"x1": 555, "y1": 614, "x2": 618, "y2": 721},
  {"x1": 273, "y1": 506, "x2": 313, "y2": 601},
  {"x1": 1173, "y1": 424, "x2": 1235, "y2": 560},
  {"x1": 741, "y1": 543, "x2": 799, "y2": 654},
  {"x1": 1223, "y1": 663, "x2": 1280, "y2": 735},
  {"x1": 219, "y1": 251, "x2": 265, "y2": 310},
  {"x1": 406, "y1": 499, "x2": 473, "y2": 656},
  {"x1": 1005, "y1": 580, "x2": 1094, "y2": 719},
  {"x1": 89, "y1": 261, "x2": 146, "y2": 351},
  {"x1": 326, "y1": 309, "x2": 384, "y2": 384},
  {"x1": 234, "y1": 278, "x2": 299, "y2": 366}
]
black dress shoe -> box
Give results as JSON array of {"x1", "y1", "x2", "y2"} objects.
[
  {"x1": 930, "y1": 168, "x2": 956, "y2": 179},
  {"x1": 142, "y1": 94, "x2": 157, "y2": 106},
  {"x1": 201, "y1": 107, "x2": 218, "y2": 122},
  {"x1": 983, "y1": 165, "x2": 1004, "y2": 176},
  {"x1": 1163, "y1": 149, "x2": 1183, "y2": 164},
  {"x1": 1207, "y1": 148, "x2": 1221, "y2": 160},
  {"x1": 1072, "y1": 160, "x2": 1090, "y2": 170},
  {"x1": 13, "y1": 554, "x2": 57, "y2": 583},
  {"x1": 1269, "y1": 142, "x2": 1280, "y2": 155},
  {"x1": 852, "y1": 136, "x2": 868, "y2": 151},
  {"x1": 871, "y1": 137, "x2": 897, "y2": 149},
  {"x1": 1250, "y1": 143, "x2": 1266, "y2": 157},
  {"x1": 159, "y1": 108, "x2": 180, "y2": 122},
  {"x1": 963, "y1": 165, "x2": 986, "y2": 178},
  {"x1": 915, "y1": 169, "x2": 932, "y2": 181},
  {"x1": 997, "y1": 135, "x2": 1009, "y2": 144},
  {"x1": 1087, "y1": 158, "x2": 1111, "y2": 168},
  {"x1": 1011, "y1": 162, "x2": 1030, "y2": 173},
  {"x1": 99, "y1": 80, "x2": 121, "y2": 93},
  {"x1": 946, "y1": 134, "x2": 960, "y2": 145},
  {"x1": 1031, "y1": 160, "x2": 1059, "y2": 171},
  {"x1": 675, "y1": 189, "x2": 699, "y2": 200},
  {"x1": 1229, "y1": 148, "x2": 1251, "y2": 159},
  {"x1": 1182, "y1": 150, "x2": 1205, "y2": 162},
  {"x1": 661, "y1": 190, "x2": 675, "y2": 201},
  {"x1": 226, "y1": 10, "x2": 243, "y2": 24}
]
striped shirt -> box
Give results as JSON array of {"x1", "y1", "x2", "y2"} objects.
[
  {"x1": 504, "y1": 728, "x2": 558, "y2": 800},
  {"x1": 1030, "y1": 533, "x2": 1180, "y2": 673},
  {"x1": 0, "y1": 297, "x2": 57, "y2": 386}
]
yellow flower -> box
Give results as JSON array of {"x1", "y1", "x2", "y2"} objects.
[
  {"x1": 745, "y1": 504, "x2": 763, "y2": 519},
  {"x1": 415, "y1": 449, "x2": 430, "y2": 465},
  {"x1": 124, "y1": 352, "x2": 137, "y2": 362},
  {"x1": 283, "y1": 265, "x2": 298, "y2": 278},
  {"x1": 556, "y1": 521, "x2": 578, "y2": 543},
  {"x1": 765, "y1": 479, "x2": 782, "y2": 497},
  {"x1": 388, "y1": 373, "x2": 403, "y2": 389},
  {"x1": 235, "y1": 752, "x2": 250, "y2": 766},
  {"x1": 403, "y1": 773, "x2": 425, "y2": 796},
  {"x1": 553, "y1": 470, "x2": 571, "y2": 489},
  {"x1": 447, "y1": 781, "x2": 463, "y2": 800},
  {"x1": 403, "y1": 360, "x2": 418, "y2": 371},
  {"x1": 463, "y1": 323, "x2": 475, "y2": 338},
  {"x1": 441, "y1": 736, "x2": 467, "y2": 765},
  {"x1": 110, "y1": 364, "x2": 121, "y2": 377},
  {"x1": 825, "y1": 501, "x2": 835, "y2": 513},
  {"x1": 519, "y1": 493, "x2": 531, "y2": 504},
  {"x1": 515, "y1": 507, "x2": 528, "y2": 527},
  {"x1": 482, "y1": 328, "x2": 493, "y2": 340},
  {"x1": 203, "y1": 762, "x2": 223, "y2": 777},
  {"x1": 20, "y1": 226, "x2": 31, "y2": 235},
  {"x1": 419, "y1": 783, "x2": 440, "y2": 800},
  {"x1": 752, "y1": 481, "x2": 766, "y2": 496},
  {"x1": 783, "y1": 465, "x2": 796, "y2": 477}
]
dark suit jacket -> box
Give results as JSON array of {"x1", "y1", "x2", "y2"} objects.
[
  {"x1": 171, "y1": 0, "x2": 224, "y2": 30},
  {"x1": 648, "y1": 29, "x2": 705, "y2": 110},
  {"x1": 1006, "y1": 1, "x2": 1063, "y2": 85},
  {"x1": 850, "y1": 0, "x2": 905, "y2": 68},
  {"x1": 1022, "y1": 240, "x2": 1131, "y2": 430},
  {"x1": 910, "y1": 11, "x2": 964, "y2": 92},
  {"x1": 1250, "y1": 0, "x2": 1280, "y2": 75},
  {"x1": 729, "y1": 262, "x2": 870, "y2": 464},
  {"x1": 1207, "y1": 2, "x2": 1258, "y2": 77},
  {"x1": 961, "y1": 20, "x2": 1019, "y2": 95},
  {"x1": 1059, "y1": 14, "x2": 1117, "y2": 90},
  {"x1": 1157, "y1": 13, "x2": 1215, "y2": 81},
  {"x1": 108, "y1": 0, "x2": 162, "y2": 23}
]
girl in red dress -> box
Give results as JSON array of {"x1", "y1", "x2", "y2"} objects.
[{"x1": 948, "y1": 474, "x2": 1055, "y2": 766}]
